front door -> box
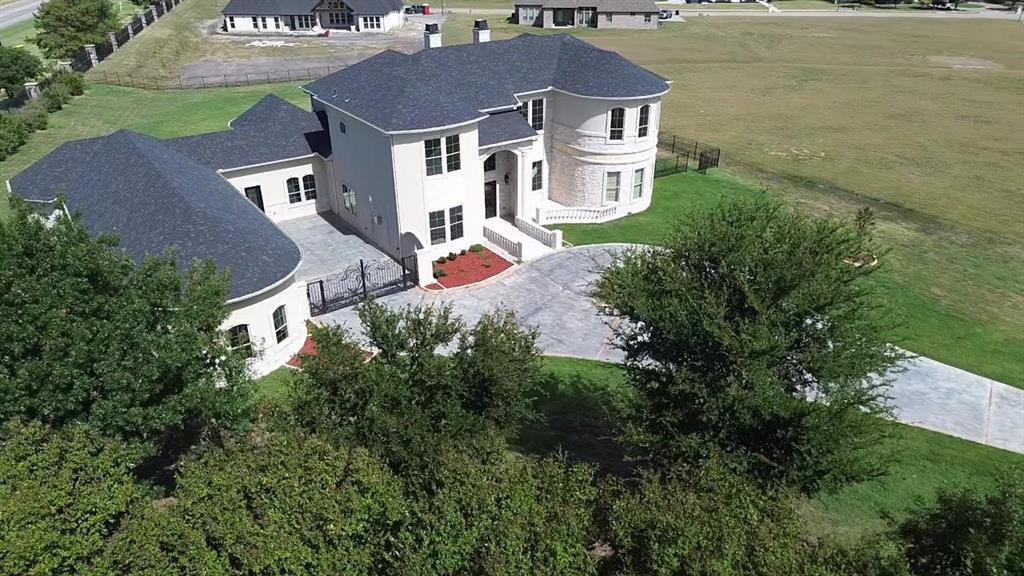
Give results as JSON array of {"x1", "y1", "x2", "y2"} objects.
[
  {"x1": 484, "y1": 181, "x2": 497, "y2": 219},
  {"x1": 244, "y1": 186, "x2": 264, "y2": 212}
]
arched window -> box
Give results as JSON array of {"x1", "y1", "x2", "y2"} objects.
[
  {"x1": 272, "y1": 306, "x2": 288, "y2": 343},
  {"x1": 226, "y1": 324, "x2": 253, "y2": 358},
  {"x1": 609, "y1": 107, "x2": 625, "y2": 140},
  {"x1": 302, "y1": 174, "x2": 317, "y2": 201},
  {"x1": 286, "y1": 177, "x2": 301, "y2": 204},
  {"x1": 638, "y1": 104, "x2": 650, "y2": 138}
]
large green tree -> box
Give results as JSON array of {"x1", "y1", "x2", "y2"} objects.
[
  {"x1": 293, "y1": 301, "x2": 542, "y2": 479},
  {"x1": 33, "y1": 0, "x2": 119, "y2": 60},
  {"x1": 0, "y1": 46, "x2": 42, "y2": 101},
  {"x1": 604, "y1": 462, "x2": 838, "y2": 576},
  {"x1": 594, "y1": 196, "x2": 903, "y2": 494},
  {"x1": 0, "y1": 201, "x2": 252, "y2": 454},
  {"x1": 897, "y1": 470, "x2": 1024, "y2": 576},
  {"x1": 0, "y1": 422, "x2": 147, "y2": 576},
  {"x1": 97, "y1": 430, "x2": 408, "y2": 575}
]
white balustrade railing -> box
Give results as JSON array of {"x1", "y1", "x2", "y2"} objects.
[
  {"x1": 541, "y1": 204, "x2": 618, "y2": 225},
  {"x1": 514, "y1": 217, "x2": 561, "y2": 249},
  {"x1": 483, "y1": 225, "x2": 523, "y2": 259}
]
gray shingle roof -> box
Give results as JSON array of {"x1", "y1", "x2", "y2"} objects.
[
  {"x1": 168, "y1": 95, "x2": 331, "y2": 170},
  {"x1": 478, "y1": 111, "x2": 537, "y2": 147},
  {"x1": 223, "y1": 0, "x2": 320, "y2": 15},
  {"x1": 304, "y1": 33, "x2": 669, "y2": 133},
  {"x1": 8, "y1": 130, "x2": 302, "y2": 300},
  {"x1": 340, "y1": 0, "x2": 404, "y2": 14},
  {"x1": 519, "y1": 0, "x2": 657, "y2": 10}
]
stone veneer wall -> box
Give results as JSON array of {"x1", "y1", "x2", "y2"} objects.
[{"x1": 547, "y1": 122, "x2": 658, "y2": 209}]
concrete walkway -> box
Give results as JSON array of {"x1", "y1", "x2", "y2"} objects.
[{"x1": 320, "y1": 245, "x2": 1024, "y2": 454}]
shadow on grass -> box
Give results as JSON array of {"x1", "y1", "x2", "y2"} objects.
[{"x1": 513, "y1": 367, "x2": 636, "y2": 477}]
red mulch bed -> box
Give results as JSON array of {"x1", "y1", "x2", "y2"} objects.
[
  {"x1": 429, "y1": 248, "x2": 512, "y2": 289},
  {"x1": 286, "y1": 335, "x2": 318, "y2": 368}
]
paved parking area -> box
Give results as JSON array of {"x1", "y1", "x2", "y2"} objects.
[
  {"x1": 277, "y1": 212, "x2": 391, "y2": 281},
  {"x1": 320, "y1": 244, "x2": 1024, "y2": 454}
]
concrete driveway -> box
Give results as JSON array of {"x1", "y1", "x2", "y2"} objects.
[
  {"x1": 320, "y1": 245, "x2": 1024, "y2": 454},
  {"x1": 277, "y1": 212, "x2": 391, "y2": 281}
]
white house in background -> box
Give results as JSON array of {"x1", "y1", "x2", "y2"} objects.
[
  {"x1": 514, "y1": 0, "x2": 659, "y2": 29},
  {"x1": 8, "y1": 23, "x2": 669, "y2": 376},
  {"x1": 222, "y1": 0, "x2": 404, "y2": 34}
]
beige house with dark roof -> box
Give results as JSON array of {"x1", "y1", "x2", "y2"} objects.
[{"x1": 514, "y1": 0, "x2": 658, "y2": 29}]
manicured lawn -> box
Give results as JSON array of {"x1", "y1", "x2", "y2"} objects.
[
  {"x1": 0, "y1": 83, "x2": 309, "y2": 219},
  {"x1": 255, "y1": 367, "x2": 296, "y2": 401},
  {"x1": 446, "y1": 15, "x2": 1024, "y2": 389},
  {"x1": 0, "y1": 19, "x2": 40, "y2": 59},
  {"x1": 527, "y1": 356, "x2": 1024, "y2": 542}
]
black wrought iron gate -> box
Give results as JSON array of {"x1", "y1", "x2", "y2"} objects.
[{"x1": 306, "y1": 256, "x2": 417, "y2": 316}]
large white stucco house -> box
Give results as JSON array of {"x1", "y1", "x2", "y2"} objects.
[
  {"x1": 8, "y1": 24, "x2": 670, "y2": 376},
  {"x1": 222, "y1": 0, "x2": 405, "y2": 34}
]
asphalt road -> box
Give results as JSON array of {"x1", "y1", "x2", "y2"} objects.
[{"x1": 0, "y1": 0, "x2": 40, "y2": 30}]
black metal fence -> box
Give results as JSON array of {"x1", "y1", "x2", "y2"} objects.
[
  {"x1": 91, "y1": 65, "x2": 347, "y2": 90},
  {"x1": 655, "y1": 133, "x2": 722, "y2": 177},
  {"x1": 306, "y1": 256, "x2": 417, "y2": 316}
]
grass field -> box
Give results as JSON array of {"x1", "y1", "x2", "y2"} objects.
[
  {"x1": 445, "y1": 15, "x2": 1024, "y2": 388},
  {"x1": 0, "y1": 19, "x2": 40, "y2": 58},
  {"x1": 526, "y1": 356, "x2": 1024, "y2": 542}
]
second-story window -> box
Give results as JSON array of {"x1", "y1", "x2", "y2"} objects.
[
  {"x1": 530, "y1": 98, "x2": 544, "y2": 130},
  {"x1": 609, "y1": 107, "x2": 625, "y2": 141},
  {"x1": 302, "y1": 174, "x2": 317, "y2": 200},
  {"x1": 446, "y1": 135, "x2": 461, "y2": 172},
  {"x1": 425, "y1": 138, "x2": 443, "y2": 175},
  {"x1": 638, "y1": 104, "x2": 650, "y2": 138}
]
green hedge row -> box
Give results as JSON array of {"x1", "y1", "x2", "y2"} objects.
[{"x1": 0, "y1": 71, "x2": 84, "y2": 161}]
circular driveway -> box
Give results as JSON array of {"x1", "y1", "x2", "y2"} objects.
[{"x1": 319, "y1": 245, "x2": 1024, "y2": 454}]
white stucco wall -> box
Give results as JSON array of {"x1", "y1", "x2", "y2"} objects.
[
  {"x1": 223, "y1": 274, "x2": 310, "y2": 377},
  {"x1": 224, "y1": 14, "x2": 291, "y2": 32},
  {"x1": 547, "y1": 93, "x2": 661, "y2": 210},
  {"x1": 391, "y1": 125, "x2": 486, "y2": 260},
  {"x1": 221, "y1": 156, "x2": 331, "y2": 223},
  {"x1": 312, "y1": 97, "x2": 404, "y2": 257}
]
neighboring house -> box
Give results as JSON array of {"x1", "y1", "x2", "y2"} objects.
[
  {"x1": 222, "y1": 0, "x2": 405, "y2": 34},
  {"x1": 514, "y1": 0, "x2": 659, "y2": 29},
  {"x1": 7, "y1": 24, "x2": 670, "y2": 376}
]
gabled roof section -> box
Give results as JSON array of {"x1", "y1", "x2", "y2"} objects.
[
  {"x1": 478, "y1": 111, "x2": 537, "y2": 148},
  {"x1": 8, "y1": 130, "x2": 301, "y2": 300},
  {"x1": 334, "y1": 0, "x2": 404, "y2": 14},
  {"x1": 304, "y1": 34, "x2": 669, "y2": 133},
  {"x1": 223, "y1": 0, "x2": 320, "y2": 15},
  {"x1": 529, "y1": 0, "x2": 658, "y2": 10},
  {"x1": 168, "y1": 94, "x2": 330, "y2": 170}
]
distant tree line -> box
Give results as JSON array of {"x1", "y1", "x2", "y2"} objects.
[{"x1": 0, "y1": 195, "x2": 1021, "y2": 575}]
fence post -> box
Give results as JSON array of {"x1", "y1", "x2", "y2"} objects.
[
  {"x1": 23, "y1": 82, "x2": 41, "y2": 100},
  {"x1": 178, "y1": 76, "x2": 183, "y2": 89},
  {"x1": 84, "y1": 44, "x2": 99, "y2": 67},
  {"x1": 150, "y1": 5, "x2": 159, "y2": 22},
  {"x1": 109, "y1": 32, "x2": 119, "y2": 52},
  {"x1": 359, "y1": 260, "x2": 368, "y2": 300},
  {"x1": 318, "y1": 281, "x2": 326, "y2": 310},
  {"x1": 671, "y1": 134, "x2": 676, "y2": 154}
]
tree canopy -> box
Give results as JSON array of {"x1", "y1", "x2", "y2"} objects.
[
  {"x1": 292, "y1": 301, "x2": 542, "y2": 479},
  {"x1": 33, "y1": 0, "x2": 119, "y2": 60},
  {"x1": 0, "y1": 422, "x2": 147, "y2": 575},
  {"x1": 594, "y1": 195, "x2": 903, "y2": 494},
  {"x1": 0, "y1": 200, "x2": 252, "y2": 454},
  {"x1": 0, "y1": 46, "x2": 42, "y2": 101}
]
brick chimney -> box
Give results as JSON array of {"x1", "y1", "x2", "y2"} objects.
[
  {"x1": 473, "y1": 19, "x2": 490, "y2": 43},
  {"x1": 423, "y1": 23, "x2": 441, "y2": 49}
]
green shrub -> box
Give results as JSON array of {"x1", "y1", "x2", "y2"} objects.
[
  {"x1": 0, "y1": 113, "x2": 29, "y2": 161},
  {"x1": 16, "y1": 101, "x2": 49, "y2": 132},
  {"x1": 448, "y1": 252, "x2": 458, "y2": 260},
  {"x1": 437, "y1": 256, "x2": 447, "y2": 264},
  {"x1": 460, "y1": 249, "x2": 467, "y2": 256},
  {"x1": 469, "y1": 244, "x2": 484, "y2": 253},
  {"x1": 434, "y1": 269, "x2": 448, "y2": 278},
  {"x1": 53, "y1": 71, "x2": 85, "y2": 96},
  {"x1": 41, "y1": 84, "x2": 71, "y2": 112}
]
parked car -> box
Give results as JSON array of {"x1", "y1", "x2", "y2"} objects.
[
  {"x1": 404, "y1": 4, "x2": 423, "y2": 14},
  {"x1": 659, "y1": 9, "x2": 673, "y2": 18}
]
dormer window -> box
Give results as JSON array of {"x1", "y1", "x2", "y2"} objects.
[
  {"x1": 519, "y1": 98, "x2": 544, "y2": 131},
  {"x1": 609, "y1": 107, "x2": 625, "y2": 140}
]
